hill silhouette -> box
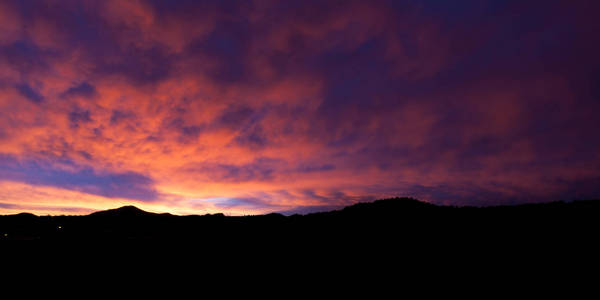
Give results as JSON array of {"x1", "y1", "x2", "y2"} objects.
[
  {"x1": 88, "y1": 205, "x2": 156, "y2": 218},
  {"x1": 1, "y1": 197, "x2": 599, "y2": 245}
]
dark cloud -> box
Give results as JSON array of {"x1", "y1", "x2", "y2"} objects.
[
  {"x1": 190, "y1": 19, "x2": 251, "y2": 84},
  {"x1": 296, "y1": 164, "x2": 336, "y2": 173},
  {"x1": 0, "y1": 203, "x2": 18, "y2": 209},
  {"x1": 0, "y1": 202, "x2": 95, "y2": 214},
  {"x1": 96, "y1": 46, "x2": 174, "y2": 85},
  {"x1": 68, "y1": 108, "x2": 92, "y2": 128},
  {"x1": 186, "y1": 158, "x2": 283, "y2": 183},
  {"x1": 233, "y1": 124, "x2": 270, "y2": 150},
  {"x1": 163, "y1": 116, "x2": 206, "y2": 141},
  {"x1": 1, "y1": 40, "x2": 50, "y2": 76},
  {"x1": 109, "y1": 110, "x2": 136, "y2": 125},
  {"x1": 554, "y1": 177, "x2": 600, "y2": 202},
  {"x1": 0, "y1": 154, "x2": 158, "y2": 201},
  {"x1": 62, "y1": 82, "x2": 97, "y2": 99},
  {"x1": 217, "y1": 105, "x2": 256, "y2": 129},
  {"x1": 16, "y1": 83, "x2": 44, "y2": 103},
  {"x1": 180, "y1": 125, "x2": 204, "y2": 139}
]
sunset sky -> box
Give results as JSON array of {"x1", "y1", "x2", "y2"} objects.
[{"x1": 1, "y1": 0, "x2": 599, "y2": 215}]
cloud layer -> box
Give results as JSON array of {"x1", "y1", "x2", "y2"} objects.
[{"x1": 1, "y1": 0, "x2": 599, "y2": 215}]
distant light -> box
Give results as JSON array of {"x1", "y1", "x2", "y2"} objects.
[
  {"x1": 57, "y1": 226, "x2": 62, "y2": 230},
  {"x1": 3, "y1": 233, "x2": 7, "y2": 237}
]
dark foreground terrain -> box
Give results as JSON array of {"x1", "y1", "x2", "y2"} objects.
[
  {"x1": 1, "y1": 197, "x2": 599, "y2": 245},
  {"x1": 3, "y1": 197, "x2": 600, "y2": 284}
]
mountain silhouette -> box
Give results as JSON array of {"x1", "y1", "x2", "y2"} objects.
[
  {"x1": 88, "y1": 205, "x2": 156, "y2": 218},
  {"x1": 1, "y1": 197, "x2": 599, "y2": 246}
]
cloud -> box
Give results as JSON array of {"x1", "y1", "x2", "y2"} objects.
[
  {"x1": 16, "y1": 83, "x2": 44, "y2": 103},
  {"x1": 184, "y1": 158, "x2": 282, "y2": 183},
  {"x1": 61, "y1": 82, "x2": 98, "y2": 99},
  {"x1": 296, "y1": 164, "x2": 336, "y2": 173},
  {"x1": 109, "y1": 110, "x2": 136, "y2": 125},
  {"x1": 1, "y1": 0, "x2": 600, "y2": 215},
  {"x1": 68, "y1": 108, "x2": 92, "y2": 128},
  {"x1": 0, "y1": 154, "x2": 158, "y2": 201},
  {"x1": 0, "y1": 202, "x2": 96, "y2": 215}
]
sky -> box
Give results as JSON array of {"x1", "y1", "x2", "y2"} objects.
[{"x1": 1, "y1": 0, "x2": 599, "y2": 215}]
